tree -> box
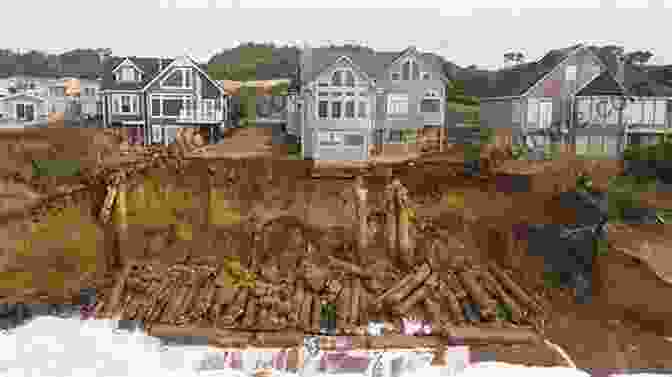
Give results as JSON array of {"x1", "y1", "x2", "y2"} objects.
[
  {"x1": 624, "y1": 50, "x2": 653, "y2": 66},
  {"x1": 504, "y1": 52, "x2": 525, "y2": 64}
]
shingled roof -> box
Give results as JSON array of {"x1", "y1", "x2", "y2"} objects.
[
  {"x1": 100, "y1": 56, "x2": 175, "y2": 91},
  {"x1": 299, "y1": 46, "x2": 447, "y2": 85},
  {"x1": 481, "y1": 44, "x2": 584, "y2": 98}
]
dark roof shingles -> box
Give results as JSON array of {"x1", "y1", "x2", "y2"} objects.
[{"x1": 100, "y1": 57, "x2": 174, "y2": 90}]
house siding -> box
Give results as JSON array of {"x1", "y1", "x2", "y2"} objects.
[
  {"x1": 526, "y1": 48, "x2": 604, "y2": 127},
  {"x1": 378, "y1": 53, "x2": 446, "y2": 130}
]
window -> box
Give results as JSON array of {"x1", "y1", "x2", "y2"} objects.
[
  {"x1": 565, "y1": 65, "x2": 577, "y2": 81},
  {"x1": 161, "y1": 68, "x2": 192, "y2": 89},
  {"x1": 388, "y1": 130, "x2": 403, "y2": 143},
  {"x1": 422, "y1": 72, "x2": 430, "y2": 80},
  {"x1": 113, "y1": 97, "x2": 120, "y2": 113},
  {"x1": 152, "y1": 98, "x2": 161, "y2": 116},
  {"x1": 643, "y1": 100, "x2": 655, "y2": 124},
  {"x1": 163, "y1": 98, "x2": 182, "y2": 116},
  {"x1": 319, "y1": 131, "x2": 343, "y2": 146},
  {"x1": 391, "y1": 72, "x2": 400, "y2": 81},
  {"x1": 358, "y1": 101, "x2": 368, "y2": 118},
  {"x1": 331, "y1": 71, "x2": 342, "y2": 86},
  {"x1": 412, "y1": 61, "x2": 420, "y2": 80},
  {"x1": 345, "y1": 101, "x2": 355, "y2": 118},
  {"x1": 318, "y1": 101, "x2": 329, "y2": 119},
  {"x1": 344, "y1": 71, "x2": 355, "y2": 87},
  {"x1": 654, "y1": 99, "x2": 666, "y2": 125},
  {"x1": 344, "y1": 133, "x2": 364, "y2": 146},
  {"x1": 527, "y1": 99, "x2": 539, "y2": 125},
  {"x1": 331, "y1": 101, "x2": 342, "y2": 119},
  {"x1": 152, "y1": 125, "x2": 162, "y2": 143},
  {"x1": 16, "y1": 104, "x2": 24, "y2": 120},
  {"x1": 121, "y1": 96, "x2": 131, "y2": 113},
  {"x1": 402, "y1": 61, "x2": 410, "y2": 80},
  {"x1": 420, "y1": 98, "x2": 441, "y2": 113},
  {"x1": 388, "y1": 94, "x2": 409, "y2": 114},
  {"x1": 120, "y1": 67, "x2": 137, "y2": 82}
]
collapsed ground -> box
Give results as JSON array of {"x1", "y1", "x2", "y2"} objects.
[{"x1": 1, "y1": 128, "x2": 672, "y2": 368}]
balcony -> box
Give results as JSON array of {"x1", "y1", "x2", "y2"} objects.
[{"x1": 176, "y1": 108, "x2": 224, "y2": 123}]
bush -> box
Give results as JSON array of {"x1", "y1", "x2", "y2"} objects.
[{"x1": 32, "y1": 159, "x2": 81, "y2": 177}]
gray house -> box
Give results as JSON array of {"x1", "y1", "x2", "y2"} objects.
[
  {"x1": 287, "y1": 46, "x2": 450, "y2": 161},
  {"x1": 480, "y1": 44, "x2": 672, "y2": 157}
]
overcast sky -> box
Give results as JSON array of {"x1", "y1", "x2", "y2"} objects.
[{"x1": 3, "y1": 0, "x2": 672, "y2": 70}]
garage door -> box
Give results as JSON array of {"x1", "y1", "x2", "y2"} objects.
[{"x1": 317, "y1": 131, "x2": 366, "y2": 161}]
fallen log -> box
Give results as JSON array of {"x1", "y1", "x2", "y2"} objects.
[
  {"x1": 457, "y1": 270, "x2": 497, "y2": 320},
  {"x1": 241, "y1": 297, "x2": 258, "y2": 328},
  {"x1": 488, "y1": 263, "x2": 543, "y2": 314},
  {"x1": 219, "y1": 287, "x2": 249, "y2": 327},
  {"x1": 362, "y1": 278, "x2": 385, "y2": 295},
  {"x1": 393, "y1": 274, "x2": 437, "y2": 315},
  {"x1": 174, "y1": 272, "x2": 205, "y2": 322},
  {"x1": 299, "y1": 292, "x2": 313, "y2": 331},
  {"x1": 212, "y1": 328, "x2": 255, "y2": 348},
  {"x1": 445, "y1": 326, "x2": 541, "y2": 345},
  {"x1": 312, "y1": 295, "x2": 322, "y2": 332},
  {"x1": 328, "y1": 256, "x2": 372, "y2": 279},
  {"x1": 161, "y1": 283, "x2": 190, "y2": 324},
  {"x1": 255, "y1": 330, "x2": 304, "y2": 348},
  {"x1": 438, "y1": 280, "x2": 466, "y2": 324},
  {"x1": 368, "y1": 334, "x2": 442, "y2": 350},
  {"x1": 337, "y1": 280, "x2": 352, "y2": 323},
  {"x1": 444, "y1": 273, "x2": 467, "y2": 300},
  {"x1": 384, "y1": 263, "x2": 432, "y2": 306},
  {"x1": 105, "y1": 262, "x2": 132, "y2": 317},
  {"x1": 290, "y1": 280, "x2": 305, "y2": 326},
  {"x1": 424, "y1": 297, "x2": 443, "y2": 324},
  {"x1": 350, "y1": 279, "x2": 362, "y2": 325},
  {"x1": 211, "y1": 284, "x2": 239, "y2": 322},
  {"x1": 479, "y1": 269, "x2": 524, "y2": 323}
]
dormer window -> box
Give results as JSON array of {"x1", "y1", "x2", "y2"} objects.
[
  {"x1": 391, "y1": 72, "x2": 400, "y2": 81},
  {"x1": 116, "y1": 67, "x2": 140, "y2": 82},
  {"x1": 113, "y1": 58, "x2": 144, "y2": 82},
  {"x1": 422, "y1": 72, "x2": 430, "y2": 80}
]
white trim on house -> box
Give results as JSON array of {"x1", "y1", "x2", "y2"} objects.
[
  {"x1": 149, "y1": 93, "x2": 194, "y2": 118},
  {"x1": 121, "y1": 121, "x2": 145, "y2": 125},
  {"x1": 141, "y1": 54, "x2": 228, "y2": 96},
  {"x1": 112, "y1": 57, "x2": 146, "y2": 74},
  {"x1": 480, "y1": 96, "x2": 523, "y2": 101},
  {"x1": 387, "y1": 93, "x2": 409, "y2": 115},
  {"x1": 519, "y1": 45, "x2": 588, "y2": 98},
  {"x1": 160, "y1": 67, "x2": 193, "y2": 89},
  {"x1": 571, "y1": 66, "x2": 611, "y2": 97},
  {"x1": 307, "y1": 55, "x2": 374, "y2": 88},
  {"x1": 111, "y1": 93, "x2": 139, "y2": 115}
]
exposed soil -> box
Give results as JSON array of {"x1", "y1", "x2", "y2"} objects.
[{"x1": 1, "y1": 128, "x2": 672, "y2": 370}]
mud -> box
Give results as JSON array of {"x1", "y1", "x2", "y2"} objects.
[{"x1": 1, "y1": 128, "x2": 672, "y2": 368}]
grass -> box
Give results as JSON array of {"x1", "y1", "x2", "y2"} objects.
[
  {"x1": 446, "y1": 101, "x2": 479, "y2": 114},
  {"x1": 543, "y1": 271, "x2": 564, "y2": 289}
]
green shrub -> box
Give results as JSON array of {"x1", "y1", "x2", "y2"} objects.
[{"x1": 32, "y1": 159, "x2": 81, "y2": 177}]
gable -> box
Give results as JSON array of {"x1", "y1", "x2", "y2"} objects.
[
  {"x1": 112, "y1": 57, "x2": 145, "y2": 74},
  {"x1": 142, "y1": 55, "x2": 224, "y2": 95},
  {"x1": 312, "y1": 57, "x2": 373, "y2": 87}
]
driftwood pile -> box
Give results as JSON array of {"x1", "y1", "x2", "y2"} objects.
[{"x1": 94, "y1": 249, "x2": 548, "y2": 348}]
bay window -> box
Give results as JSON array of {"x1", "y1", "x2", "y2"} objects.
[{"x1": 315, "y1": 69, "x2": 368, "y2": 120}]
